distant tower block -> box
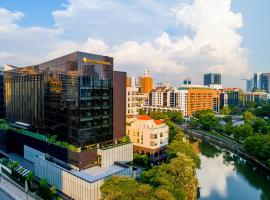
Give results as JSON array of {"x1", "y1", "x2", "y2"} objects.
[
  {"x1": 183, "y1": 77, "x2": 191, "y2": 85},
  {"x1": 139, "y1": 70, "x2": 153, "y2": 94}
]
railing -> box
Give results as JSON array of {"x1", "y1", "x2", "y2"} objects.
[
  {"x1": 1, "y1": 172, "x2": 43, "y2": 200},
  {"x1": 184, "y1": 128, "x2": 270, "y2": 174}
]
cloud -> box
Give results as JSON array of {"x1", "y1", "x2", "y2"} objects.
[
  {"x1": 0, "y1": 0, "x2": 249, "y2": 87},
  {"x1": 0, "y1": 7, "x2": 23, "y2": 32},
  {"x1": 52, "y1": 0, "x2": 175, "y2": 44}
]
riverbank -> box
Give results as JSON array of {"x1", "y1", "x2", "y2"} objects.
[
  {"x1": 182, "y1": 127, "x2": 270, "y2": 174},
  {"x1": 195, "y1": 141, "x2": 270, "y2": 200}
]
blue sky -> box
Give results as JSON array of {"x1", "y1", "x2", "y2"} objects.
[{"x1": 0, "y1": 0, "x2": 269, "y2": 87}]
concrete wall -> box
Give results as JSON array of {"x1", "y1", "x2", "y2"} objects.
[{"x1": 97, "y1": 143, "x2": 133, "y2": 168}]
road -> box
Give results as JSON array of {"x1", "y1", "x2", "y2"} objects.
[{"x1": 0, "y1": 188, "x2": 14, "y2": 200}]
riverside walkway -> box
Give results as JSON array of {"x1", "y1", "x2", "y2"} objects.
[{"x1": 182, "y1": 127, "x2": 270, "y2": 174}]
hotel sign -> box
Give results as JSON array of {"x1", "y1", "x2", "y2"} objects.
[{"x1": 82, "y1": 57, "x2": 111, "y2": 65}]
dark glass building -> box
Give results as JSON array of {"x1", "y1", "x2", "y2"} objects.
[
  {"x1": 204, "y1": 73, "x2": 221, "y2": 86},
  {"x1": 0, "y1": 68, "x2": 4, "y2": 118},
  {"x1": 4, "y1": 52, "x2": 117, "y2": 147},
  {"x1": 260, "y1": 73, "x2": 270, "y2": 93}
]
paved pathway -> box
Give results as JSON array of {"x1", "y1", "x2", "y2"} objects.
[
  {"x1": 0, "y1": 176, "x2": 35, "y2": 200},
  {"x1": 0, "y1": 188, "x2": 14, "y2": 200}
]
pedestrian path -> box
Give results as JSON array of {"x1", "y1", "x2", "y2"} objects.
[{"x1": 0, "y1": 176, "x2": 35, "y2": 200}]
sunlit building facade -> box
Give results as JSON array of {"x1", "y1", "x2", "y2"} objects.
[{"x1": 4, "y1": 52, "x2": 115, "y2": 147}]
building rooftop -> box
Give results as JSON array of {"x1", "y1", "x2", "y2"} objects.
[
  {"x1": 138, "y1": 115, "x2": 152, "y2": 120},
  {"x1": 154, "y1": 120, "x2": 165, "y2": 125},
  {"x1": 72, "y1": 164, "x2": 128, "y2": 183}
]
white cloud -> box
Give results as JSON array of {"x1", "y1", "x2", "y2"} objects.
[
  {"x1": 0, "y1": 0, "x2": 249, "y2": 87},
  {"x1": 0, "y1": 7, "x2": 23, "y2": 32}
]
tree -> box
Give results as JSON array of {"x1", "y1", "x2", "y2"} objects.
[
  {"x1": 168, "y1": 154, "x2": 198, "y2": 200},
  {"x1": 244, "y1": 134, "x2": 270, "y2": 165},
  {"x1": 167, "y1": 137, "x2": 200, "y2": 168},
  {"x1": 221, "y1": 106, "x2": 231, "y2": 116},
  {"x1": 39, "y1": 178, "x2": 49, "y2": 200},
  {"x1": 49, "y1": 186, "x2": 57, "y2": 199},
  {"x1": 133, "y1": 153, "x2": 151, "y2": 169},
  {"x1": 252, "y1": 118, "x2": 267, "y2": 133},
  {"x1": 26, "y1": 171, "x2": 35, "y2": 189},
  {"x1": 153, "y1": 188, "x2": 175, "y2": 200},
  {"x1": 194, "y1": 110, "x2": 218, "y2": 130},
  {"x1": 100, "y1": 176, "x2": 174, "y2": 200},
  {"x1": 243, "y1": 111, "x2": 256, "y2": 124},
  {"x1": 233, "y1": 123, "x2": 254, "y2": 142}
]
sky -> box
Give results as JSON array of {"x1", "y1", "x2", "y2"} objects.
[{"x1": 0, "y1": 0, "x2": 269, "y2": 88}]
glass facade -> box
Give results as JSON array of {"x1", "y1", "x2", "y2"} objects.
[
  {"x1": 4, "y1": 52, "x2": 114, "y2": 147},
  {"x1": 204, "y1": 73, "x2": 221, "y2": 86}
]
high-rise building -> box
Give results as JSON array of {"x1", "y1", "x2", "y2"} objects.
[
  {"x1": 4, "y1": 52, "x2": 127, "y2": 147},
  {"x1": 251, "y1": 73, "x2": 270, "y2": 92},
  {"x1": 204, "y1": 73, "x2": 221, "y2": 86},
  {"x1": 139, "y1": 70, "x2": 153, "y2": 94},
  {"x1": 183, "y1": 77, "x2": 191, "y2": 86},
  {"x1": 244, "y1": 92, "x2": 268, "y2": 104},
  {"x1": 260, "y1": 73, "x2": 270, "y2": 93},
  {"x1": 220, "y1": 92, "x2": 228, "y2": 109},
  {"x1": 113, "y1": 71, "x2": 127, "y2": 140},
  {"x1": 0, "y1": 67, "x2": 4, "y2": 118},
  {"x1": 253, "y1": 73, "x2": 262, "y2": 90},
  {"x1": 2, "y1": 52, "x2": 134, "y2": 200},
  {"x1": 223, "y1": 88, "x2": 244, "y2": 107},
  {"x1": 246, "y1": 78, "x2": 254, "y2": 92}
]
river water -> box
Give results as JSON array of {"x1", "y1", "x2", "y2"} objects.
[{"x1": 195, "y1": 141, "x2": 270, "y2": 200}]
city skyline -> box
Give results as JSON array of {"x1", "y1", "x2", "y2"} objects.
[{"x1": 0, "y1": 0, "x2": 269, "y2": 88}]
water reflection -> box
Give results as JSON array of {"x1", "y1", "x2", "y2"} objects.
[
  {"x1": 197, "y1": 154, "x2": 237, "y2": 198},
  {"x1": 194, "y1": 141, "x2": 270, "y2": 200}
]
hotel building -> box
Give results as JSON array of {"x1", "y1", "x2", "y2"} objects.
[{"x1": 2, "y1": 52, "x2": 134, "y2": 200}]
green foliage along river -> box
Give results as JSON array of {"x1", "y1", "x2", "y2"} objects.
[{"x1": 196, "y1": 141, "x2": 270, "y2": 200}]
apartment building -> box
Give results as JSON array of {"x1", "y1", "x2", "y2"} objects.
[
  {"x1": 127, "y1": 115, "x2": 169, "y2": 163},
  {"x1": 187, "y1": 88, "x2": 215, "y2": 116},
  {"x1": 149, "y1": 86, "x2": 179, "y2": 108}
]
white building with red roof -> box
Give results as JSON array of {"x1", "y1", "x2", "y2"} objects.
[{"x1": 126, "y1": 115, "x2": 169, "y2": 163}]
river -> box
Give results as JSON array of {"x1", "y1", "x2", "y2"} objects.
[{"x1": 194, "y1": 141, "x2": 270, "y2": 200}]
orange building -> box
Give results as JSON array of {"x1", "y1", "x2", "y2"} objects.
[
  {"x1": 139, "y1": 70, "x2": 153, "y2": 94},
  {"x1": 187, "y1": 88, "x2": 216, "y2": 116},
  {"x1": 126, "y1": 77, "x2": 131, "y2": 87}
]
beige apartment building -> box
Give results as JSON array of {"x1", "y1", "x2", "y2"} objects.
[{"x1": 127, "y1": 115, "x2": 169, "y2": 163}]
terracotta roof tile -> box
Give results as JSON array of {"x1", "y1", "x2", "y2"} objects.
[
  {"x1": 154, "y1": 120, "x2": 165, "y2": 125},
  {"x1": 138, "y1": 115, "x2": 152, "y2": 120}
]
